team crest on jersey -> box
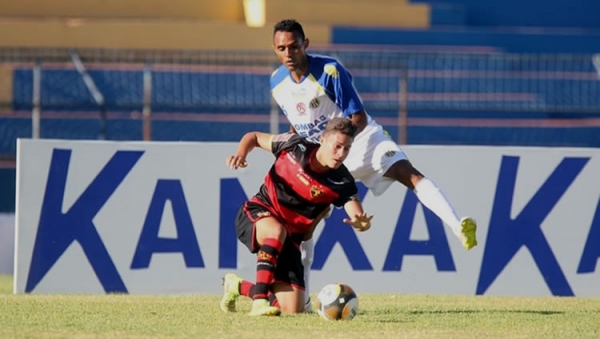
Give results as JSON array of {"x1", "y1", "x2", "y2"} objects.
[
  {"x1": 296, "y1": 102, "x2": 307, "y2": 115},
  {"x1": 309, "y1": 98, "x2": 320, "y2": 109},
  {"x1": 310, "y1": 185, "x2": 324, "y2": 198},
  {"x1": 385, "y1": 150, "x2": 397, "y2": 157}
]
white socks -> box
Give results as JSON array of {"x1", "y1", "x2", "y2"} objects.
[
  {"x1": 413, "y1": 177, "x2": 462, "y2": 238},
  {"x1": 300, "y1": 238, "x2": 315, "y2": 306}
]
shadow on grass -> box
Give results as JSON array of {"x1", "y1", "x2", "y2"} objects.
[
  {"x1": 360, "y1": 309, "x2": 566, "y2": 324},
  {"x1": 406, "y1": 309, "x2": 564, "y2": 315}
]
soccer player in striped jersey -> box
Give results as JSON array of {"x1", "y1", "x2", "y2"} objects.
[
  {"x1": 270, "y1": 19, "x2": 478, "y2": 312},
  {"x1": 221, "y1": 118, "x2": 373, "y2": 316}
]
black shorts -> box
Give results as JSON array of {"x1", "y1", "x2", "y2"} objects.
[{"x1": 235, "y1": 201, "x2": 306, "y2": 289}]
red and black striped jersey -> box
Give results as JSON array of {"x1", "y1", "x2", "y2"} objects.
[{"x1": 251, "y1": 133, "x2": 358, "y2": 235}]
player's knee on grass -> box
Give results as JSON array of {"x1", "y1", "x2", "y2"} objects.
[{"x1": 273, "y1": 283, "x2": 305, "y2": 314}]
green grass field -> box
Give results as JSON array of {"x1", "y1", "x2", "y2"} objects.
[{"x1": 1, "y1": 275, "x2": 599, "y2": 338}]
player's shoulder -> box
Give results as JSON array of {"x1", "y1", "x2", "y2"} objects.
[
  {"x1": 273, "y1": 132, "x2": 316, "y2": 155},
  {"x1": 273, "y1": 132, "x2": 304, "y2": 145},
  {"x1": 338, "y1": 164, "x2": 355, "y2": 181},
  {"x1": 270, "y1": 65, "x2": 289, "y2": 87},
  {"x1": 329, "y1": 164, "x2": 355, "y2": 184},
  {"x1": 309, "y1": 53, "x2": 341, "y2": 66},
  {"x1": 308, "y1": 54, "x2": 349, "y2": 80},
  {"x1": 323, "y1": 165, "x2": 357, "y2": 195}
]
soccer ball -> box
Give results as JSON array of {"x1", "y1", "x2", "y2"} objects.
[{"x1": 316, "y1": 283, "x2": 359, "y2": 321}]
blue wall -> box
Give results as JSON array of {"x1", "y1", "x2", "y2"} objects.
[
  {"x1": 337, "y1": 0, "x2": 600, "y2": 53},
  {"x1": 332, "y1": 26, "x2": 600, "y2": 53},
  {"x1": 414, "y1": 0, "x2": 600, "y2": 28}
]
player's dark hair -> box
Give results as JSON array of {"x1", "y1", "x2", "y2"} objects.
[
  {"x1": 323, "y1": 118, "x2": 357, "y2": 138},
  {"x1": 273, "y1": 19, "x2": 306, "y2": 41}
]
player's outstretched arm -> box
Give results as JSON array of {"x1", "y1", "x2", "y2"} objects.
[
  {"x1": 225, "y1": 132, "x2": 274, "y2": 169},
  {"x1": 342, "y1": 199, "x2": 373, "y2": 232},
  {"x1": 349, "y1": 110, "x2": 369, "y2": 136}
]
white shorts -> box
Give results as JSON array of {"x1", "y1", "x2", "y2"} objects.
[{"x1": 343, "y1": 122, "x2": 407, "y2": 196}]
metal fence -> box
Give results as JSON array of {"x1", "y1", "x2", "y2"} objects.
[{"x1": 0, "y1": 47, "x2": 599, "y2": 150}]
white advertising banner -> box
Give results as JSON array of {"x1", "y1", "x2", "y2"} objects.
[{"x1": 14, "y1": 139, "x2": 600, "y2": 296}]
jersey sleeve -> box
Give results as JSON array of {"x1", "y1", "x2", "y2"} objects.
[
  {"x1": 322, "y1": 62, "x2": 365, "y2": 118},
  {"x1": 271, "y1": 132, "x2": 303, "y2": 156},
  {"x1": 332, "y1": 178, "x2": 359, "y2": 207}
]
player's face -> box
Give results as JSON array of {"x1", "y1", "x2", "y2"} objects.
[
  {"x1": 273, "y1": 31, "x2": 308, "y2": 72},
  {"x1": 319, "y1": 132, "x2": 353, "y2": 169}
]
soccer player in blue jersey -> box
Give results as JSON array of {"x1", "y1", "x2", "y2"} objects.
[
  {"x1": 270, "y1": 19, "x2": 478, "y2": 312},
  {"x1": 220, "y1": 118, "x2": 373, "y2": 316}
]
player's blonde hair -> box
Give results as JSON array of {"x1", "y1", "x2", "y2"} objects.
[{"x1": 323, "y1": 118, "x2": 357, "y2": 138}]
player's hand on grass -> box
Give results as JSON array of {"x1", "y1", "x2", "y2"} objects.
[
  {"x1": 343, "y1": 213, "x2": 373, "y2": 232},
  {"x1": 226, "y1": 155, "x2": 248, "y2": 170}
]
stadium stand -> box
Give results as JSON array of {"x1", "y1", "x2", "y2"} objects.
[
  {"x1": 0, "y1": 48, "x2": 597, "y2": 156},
  {"x1": 265, "y1": 0, "x2": 430, "y2": 28},
  {"x1": 413, "y1": 0, "x2": 600, "y2": 28},
  {"x1": 332, "y1": 26, "x2": 600, "y2": 53}
]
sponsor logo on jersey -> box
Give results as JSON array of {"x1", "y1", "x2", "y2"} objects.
[
  {"x1": 285, "y1": 152, "x2": 298, "y2": 164},
  {"x1": 296, "y1": 102, "x2": 307, "y2": 115},
  {"x1": 296, "y1": 169, "x2": 312, "y2": 186},
  {"x1": 310, "y1": 185, "x2": 324, "y2": 198},
  {"x1": 309, "y1": 98, "x2": 320, "y2": 109},
  {"x1": 385, "y1": 150, "x2": 397, "y2": 157},
  {"x1": 296, "y1": 173, "x2": 310, "y2": 186},
  {"x1": 291, "y1": 87, "x2": 307, "y2": 97}
]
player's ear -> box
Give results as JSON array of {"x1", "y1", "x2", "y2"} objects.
[{"x1": 304, "y1": 37, "x2": 310, "y2": 50}]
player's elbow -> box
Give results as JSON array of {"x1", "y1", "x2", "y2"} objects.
[
  {"x1": 242, "y1": 131, "x2": 257, "y2": 143},
  {"x1": 241, "y1": 132, "x2": 261, "y2": 148},
  {"x1": 350, "y1": 111, "x2": 368, "y2": 135}
]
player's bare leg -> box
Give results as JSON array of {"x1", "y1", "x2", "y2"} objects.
[
  {"x1": 272, "y1": 282, "x2": 305, "y2": 314},
  {"x1": 384, "y1": 159, "x2": 477, "y2": 250}
]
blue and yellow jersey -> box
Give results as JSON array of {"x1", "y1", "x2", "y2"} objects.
[{"x1": 270, "y1": 54, "x2": 372, "y2": 143}]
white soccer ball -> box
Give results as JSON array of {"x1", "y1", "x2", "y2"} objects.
[{"x1": 316, "y1": 283, "x2": 359, "y2": 321}]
